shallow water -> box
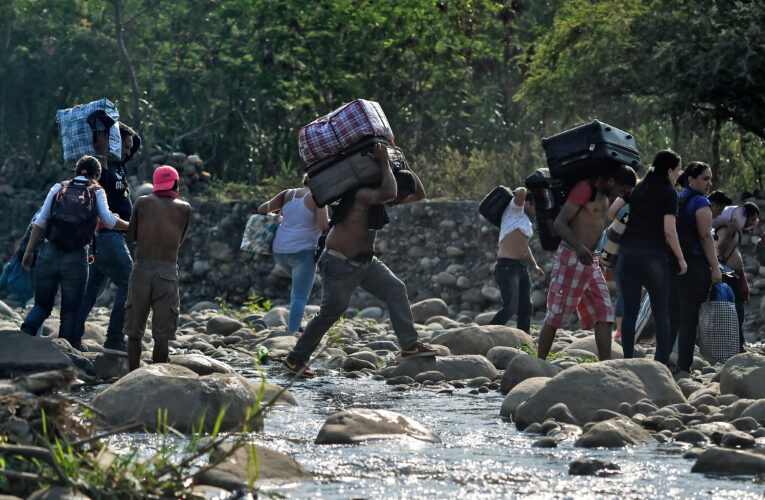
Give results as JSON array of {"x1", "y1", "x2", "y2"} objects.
[{"x1": 80, "y1": 362, "x2": 765, "y2": 499}]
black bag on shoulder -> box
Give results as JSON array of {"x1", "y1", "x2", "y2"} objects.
[
  {"x1": 479, "y1": 186, "x2": 513, "y2": 228},
  {"x1": 45, "y1": 179, "x2": 99, "y2": 251}
]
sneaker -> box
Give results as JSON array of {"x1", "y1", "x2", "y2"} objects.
[
  {"x1": 400, "y1": 342, "x2": 438, "y2": 358},
  {"x1": 283, "y1": 357, "x2": 315, "y2": 378},
  {"x1": 102, "y1": 338, "x2": 127, "y2": 355},
  {"x1": 614, "y1": 331, "x2": 622, "y2": 341}
]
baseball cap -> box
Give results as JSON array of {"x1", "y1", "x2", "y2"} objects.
[{"x1": 153, "y1": 165, "x2": 179, "y2": 192}]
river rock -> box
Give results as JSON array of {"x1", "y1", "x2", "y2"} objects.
[
  {"x1": 385, "y1": 355, "x2": 498, "y2": 381},
  {"x1": 81, "y1": 322, "x2": 107, "y2": 343},
  {"x1": 359, "y1": 307, "x2": 384, "y2": 320},
  {"x1": 562, "y1": 336, "x2": 624, "y2": 359},
  {"x1": 253, "y1": 382, "x2": 298, "y2": 406},
  {"x1": 545, "y1": 402, "x2": 580, "y2": 426},
  {"x1": 437, "y1": 272, "x2": 457, "y2": 287},
  {"x1": 500, "y1": 354, "x2": 561, "y2": 394},
  {"x1": 720, "y1": 430, "x2": 756, "y2": 449},
  {"x1": 430, "y1": 325, "x2": 532, "y2": 356},
  {"x1": 189, "y1": 301, "x2": 221, "y2": 313},
  {"x1": 500, "y1": 377, "x2": 550, "y2": 418},
  {"x1": 92, "y1": 353, "x2": 129, "y2": 379},
  {"x1": 575, "y1": 418, "x2": 654, "y2": 448},
  {"x1": 315, "y1": 408, "x2": 441, "y2": 444},
  {"x1": 410, "y1": 298, "x2": 449, "y2": 323},
  {"x1": 196, "y1": 443, "x2": 311, "y2": 489},
  {"x1": 170, "y1": 354, "x2": 235, "y2": 375},
  {"x1": 568, "y1": 458, "x2": 620, "y2": 476},
  {"x1": 513, "y1": 359, "x2": 686, "y2": 430},
  {"x1": 719, "y1": 352, "x2": 765, "y2": 399},
  {"x1": 691, "y1": 447, "x2": 765, "y2": 475},
  {"x1": 415, "y1": 371, "x2": 446, "y2": 383},
  {"x1": 486, "y1": 346, "x2": 522, "y2": 370},
  {"x1": 0, "y1": 300, "x2": 16, "y2": 318},
  {"x1": 342, "y1": 357, "x2": 376, "y2": 371},
  {"x1": 206, "y1": 316, "x2": 245, "y2": 336},
  {"x1": 262, "y1": 307, "x2": 289, "y2": 328},
  {"x1": 0, "y1": 333, "x2": 76, "y2": 377},
  {"x1": 740, "y1": 399, "x2": 765, "y2": 425},
  {"x1": 260, "y1": 335, "x2": 298, "y2": 356},
  {"x1": 91, "y1": 364, "x2": 257, "y2": 433}
]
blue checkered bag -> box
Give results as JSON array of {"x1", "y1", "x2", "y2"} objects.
[{"x1": 56, "y1": 98, "x2": 121, "y2": 164}]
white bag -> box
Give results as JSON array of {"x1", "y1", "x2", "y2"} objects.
[{"x1": 240, "y1": 214, "x2": 281, "y2": 255}]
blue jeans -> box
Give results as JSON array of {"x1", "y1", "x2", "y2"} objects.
[
  {"x1": 73, "y1": 231, "x2": 134, "y2": 344},
  {"x1": 489, "y1": 258, "x2": 532, "y2": 333},
  {"x1": 617, "y1": 244, "x2": 671, "y2": 363},
  {"x1": 611, "y1": 266, "x2": 624, "y2": 319},
  {"x1": 21, "y1": 243, "x2": 88, "y2": 341},
  {"x1": 274, "y1": 249, "x2": 317, "y2": 332}
]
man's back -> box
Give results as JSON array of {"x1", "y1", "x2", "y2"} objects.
[{"x1": 127, "y1": 194, "x2": 191, "y2": 262}]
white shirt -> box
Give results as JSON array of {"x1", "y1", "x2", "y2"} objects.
[
  {"x1": 33, "y1": 176, "x2": 119, "y2": 229},
  {"x1": 712, "y1": 205, "x2": 746, "y2": 231},
  {"x1": 499, "y1": 200, "x2": 533, "y2": 243}
]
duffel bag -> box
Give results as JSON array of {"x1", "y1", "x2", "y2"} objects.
[
  {"x1": 299, "y1": 99, "x2": 393, "y2": 165},
  {"x1": 56, "y1": 98, "x2": 121, "y2": 164}
]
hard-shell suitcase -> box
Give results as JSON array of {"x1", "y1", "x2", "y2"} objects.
[
  {"x1": 305, "y1": 137, "x2": 408, "y2": 207},
  {"x1": 541, "y1": 120, "x2": 640, "y2": 180},
  {"x1": 479, "y1": 186, "x2": 513, "y2": 228},
  {"x1": 524, "y1": 168, "x2": 568, "y2": 251}
]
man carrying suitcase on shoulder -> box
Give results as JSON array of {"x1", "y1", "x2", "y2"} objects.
[
  {"x1": 283, "y1": 144, "x2": 437, "y2": 378},
  {"x1": 536, "y1": 165, "x2": 636, "y2": 362}
]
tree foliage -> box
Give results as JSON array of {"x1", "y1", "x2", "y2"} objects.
[{"x1": 0, "y1": 0, "x2": 763, "y2": 194}]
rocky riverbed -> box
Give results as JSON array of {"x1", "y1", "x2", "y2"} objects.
[{"x1": 1, "y1": 297, "x2": 765, "y2": 499}]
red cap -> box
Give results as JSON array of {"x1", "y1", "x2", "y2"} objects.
[{"x1": 153, "y1": 165, "x2": 179, "y2": 192}]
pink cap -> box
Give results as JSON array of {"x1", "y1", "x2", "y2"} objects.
[{"x1": 153, "y1": 165, "x2": 179, "y2": 192}]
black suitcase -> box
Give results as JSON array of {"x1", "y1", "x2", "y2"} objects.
[
  {"x1": 305, "y1": 137, "x2": 409, "y2": 207},
  {"x1": 524, "y1": 168, "x2": 568, "y2": 251},
  {"x1": 541, "y1": 120, "x2": 640, "y2": 180},
  {"x1": 479, "y1": 186, "x2": 513, "y2": 228}
]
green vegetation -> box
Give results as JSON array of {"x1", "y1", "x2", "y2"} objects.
[
  {"x1": 520, "y1": 342, "x2": 595, "y2": 364},
  {"x1": 1, "y1": 1, "x2": 762, "y2": 197},
  {"x1": 216, "y1": 293, "x2": 272, "y2": 320}
]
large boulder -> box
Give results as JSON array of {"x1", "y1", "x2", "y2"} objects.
[
  {"x1": 430, "y1": 325, "x2": 532, "y2": 356},
  {"x1": 315, "y1": 408, "x2": 440, "y2": 444},
  {"x1": 500, "y1": 377, "x2": 549, "y2": 418},
  {"x1": 575, "y1": 418, "x2": 654, "y2": 448},
  {"x1": 385, "y1": 355, "x2": 498, "y2": 381},
  {"x1": 91, "y1": 364, "x2": 257, "y2": 433},
  {"x1": 691, "y1": 448, "x2": 765, "y2": 475},
  {"x1": 562, "y1": 336, "x2": 624, "y2": 359},
  {"x1": 410, "y1": 298, "x2": 449, "y2": 323},
  {"x1": 719, "y1": 353, "x2": 765, "y2": 399},
  {"x1": 514, "y1": 359, "x2": 686, "y2": 430},
  {"x1": 196, "y1": 443, "x2": 311, "y2": 489},
  {"x1": 170, "y1": 354, "x2": 235, "y2": 375},
  {"x1": 0, "y1": 333, "x2": 76, "y2": 377},
  {"x1": 500, "y1": 354, "x2": 561, "y2": 394}
]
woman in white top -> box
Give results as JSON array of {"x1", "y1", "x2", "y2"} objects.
[
  {"x1": 259, "y1": 176, "x2": 330, "y2": 332},
  {"x1": 20, "y1": 155, "x2": 129, "y2": 346}
]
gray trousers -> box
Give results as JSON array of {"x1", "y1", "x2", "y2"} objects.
[{"x1": 289, "y1": 253, "x2": 419, "y2": 363}]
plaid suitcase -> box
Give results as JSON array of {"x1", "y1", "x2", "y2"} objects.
[
  {"x1": 541, "y1": 120, "x2": 640, "y2": 181},
  {"x1": 56, "y1": 98, "x2": 121, "y2": 164},
  {"x1": 298, "y1": 99, "x2": 393, "y2": 165},
  {"x1": 305, "y1": 137, "x2": 407, "y2": 207}
]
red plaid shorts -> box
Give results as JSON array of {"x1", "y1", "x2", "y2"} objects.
[{"x1": 544, "y1": 246, "x2": 614, "y2": 329}]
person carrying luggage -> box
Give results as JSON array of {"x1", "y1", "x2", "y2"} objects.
[
  {"x1": 713, "y1": 200, "x2": 759, "y2": 351},
  {"x1": 489, "y1": 187, "x2": 544, "y2": 332},
  {"x1": 73, "y1": 122, "x2": 142, "y2": 353},
  {"x1": 536, "y1": 165, "x2": 636, "y2": 362},
  {"x1": 19, "y1": 153, "x2": 129, "y2": 346},
  {"x1": 668, "y1": 161, "x2": 723, "y2": 378},
  {"x1": 283, "y1": 144, "x2": 437, "y2": 378},
  {"x1": 258, "y1": 176, "x2": 330, "y2": 333},
  {"x1": 616, "y1": 150, "x2": 686, "y2": 364}
]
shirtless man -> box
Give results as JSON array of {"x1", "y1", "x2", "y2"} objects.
[
  {"x1": 283, "y1": 144, "x2": 436, "y2": 377},
  {"x1": 537, "y1": 165, "x2": 636, "y2": 361},
  {"x1": 125, "y1": 166, "x2": 192, "y2": 371},
  {"x1": 489, "y1": 187, "x2": 544, "y2": 332}
]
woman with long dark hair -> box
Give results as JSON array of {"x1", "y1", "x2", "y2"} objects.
[
  {"x1": 616, "y1": 150, "x2": 685, "y2": 363},
  {"x1": 669, "y1": 161, "x2": 723, "y2": 376}
]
